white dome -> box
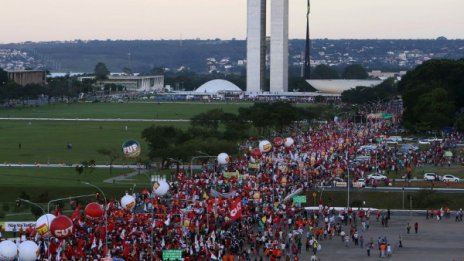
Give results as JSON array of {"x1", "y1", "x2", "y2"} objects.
[
  {"x1": 195, "y1": 79, "x2": 242, "y2": 93},
  {"x1": 307, "y1": 79, "x2": 382, "y2": 94}
]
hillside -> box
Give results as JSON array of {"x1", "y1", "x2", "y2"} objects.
[{"x1": 1, "y1": 39, "x2": 464, "y2": 73}]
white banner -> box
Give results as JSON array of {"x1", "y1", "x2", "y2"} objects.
[{"x1": 1, "y1": 221, "x2": 35, "y2": 232}]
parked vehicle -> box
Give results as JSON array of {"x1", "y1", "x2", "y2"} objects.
[
  {"x1": 423, "y1": 173, "x2": 441, "y2": 181},
  {"x1": 442, "y1": 174, "x2": 460, "y2": 182},
  {"x1": 354, "y1": 178, "x2": 367, "y2": 187},
  {"x1": 367, "y1": 173, "x2": 387, "y2": 181}
]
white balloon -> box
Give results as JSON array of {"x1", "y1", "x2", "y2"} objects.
[
  {"x1": 35, "y1": 214, "x2": 56, "y2": 236},
  {"x1": 259, "y1": 140, "x2": 272, "y2": 153},
  {"x1": 284, "y1": 137, "x2": 294, "y2": 148},
  {"x1": 0, "y1": 240, "x2": 17, "y2": 261},
  {"x1": 18, "y1": 241, "x2": 38, "y2": 261},
  {"x1": 217, "y1": 153, "x2": 230, "y2": 165},
  {"x1": 121, "y1": 194, "x2": 136, "y2": 210},
  {"x1": 153, "y1": 180, "x2": 170, "y2": 196}
]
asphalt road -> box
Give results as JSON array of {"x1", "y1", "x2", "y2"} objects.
[{"x1": 250, "y1": 214, "x2": 464, "y2": 261}]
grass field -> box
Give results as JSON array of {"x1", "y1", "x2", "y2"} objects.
[
  {"x1": 0, "y1": 120, "x2": 192, "y2": 164},
  {"x1": 0, "y1": 167, "x2": 170, "y2": 221},
  {"x1": 0, "y1": 102, "x2": 254, "y2": 119},
  {"x1": 0, "y1": 102, "x2": 258, "y2": 164}
]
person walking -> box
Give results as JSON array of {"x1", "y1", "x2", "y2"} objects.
[
  {"x1": 366, "y1": 242, "x2": 372, "y2": 257},
  {"x1": 406, "y1": 223, "x2": 411, "y2": 234},
  {"x1": 414, "y1": 222, "x2": 419, "y2": 234}
]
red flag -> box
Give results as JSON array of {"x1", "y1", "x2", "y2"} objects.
[
  {"x1": 71, "y1": 204, "x2": 80, "y2": 221},
  {"x1": 229, "y1": 197, "x2": 242, "y2": 221}
]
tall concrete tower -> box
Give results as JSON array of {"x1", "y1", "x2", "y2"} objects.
[
  {"x1": 246, "y1": 0, "x2": 266, "y2": 93},
  {"x1": 247, "y1": 0, "x2": 289, "y2": 93},
  {"x1": 270, "y1": 0, "x2": 289, "y2": 93}
]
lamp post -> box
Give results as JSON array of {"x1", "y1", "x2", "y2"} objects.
[
  {"x1": 346, "y1": 151, "x2": 350, "y2": 210},
  {"x1": 47, "y1": 194, "x2": 96, "y2": 213},
  {"x1": 190, "y1": 155, "x2": 217, "y2": 179},
  {"x1": 18, "y1": 198, "x2": 49, "y2": 259},
  {"x1": 81, "y1": 182, "x2": 108, "y2": 257},
  {"x1": 168, "y1": 158, "x2": 183, "y2": 182}
]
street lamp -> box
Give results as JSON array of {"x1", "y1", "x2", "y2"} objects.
[
  {"x1": 18, "y1": 198, "x2": 50, "y2": 259},
  {"x1": 346, "y1": 151, "x2": 350, "y2": 210},
  {"x1": 81, "y1": 182, "x2": 108, "y2": 257},
  {"x1": 168, "y1": 158, "x2": 183, "y2": 182},
  {"x1": 190, "y1": 155, "x2": 217, "y2": 179},
  {"x1": 47, "y1": 194, "x2": 96, "y2": 213}
]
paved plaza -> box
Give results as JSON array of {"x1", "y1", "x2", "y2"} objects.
[{"x1": 284, "y1": 213, "x2": 464, "y2": 261}]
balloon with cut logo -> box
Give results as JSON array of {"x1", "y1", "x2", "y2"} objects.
[
  {"x1": 121, "y1": 194, "x2": 136, "y2": 210},
  {"x1": 35, "y1": 214, "x2": 56, "y2": 236},
  {"x1": 217, "y1": 153, "x2": 230, "y2": 165},
  {"x1": 85, "y1": 202, "x2": 104, "y2": 220},
  {"x1": 259, "y1": 140, "x2": 272, "y2": 153},
  {"x1": 273, "y1": 137, "x2": 284, "y2": 147},
  {"x1": 18, "y1": 240, "x2": 39, "y2": 261},
  {"x1": 0, "y1": 240, "x2": 17, "y2": 261},
  {"x1": 50, "y1": 215, "x2": 73, "y2": 239},
  {"x1": 284, "y1": 137, "x2": 294, "y2": 148},
  {"x1": 153, "y1": 180, "x2": 170, "y2": 196}
]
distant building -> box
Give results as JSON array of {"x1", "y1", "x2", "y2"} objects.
[
  {"x1": 104, "y1": 75, "x2": 164, "y2": 92},
  {"x1": 6, "y1": 70, "x2": 46, "y2": 86},
  {"x1": 78, "y1": 75, "x2": 164, "y2": 92},
  {"x1": 307, "y1": 79, "x2": 383, "y2": 94}
]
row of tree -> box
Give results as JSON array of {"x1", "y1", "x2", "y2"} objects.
[
  {"x1": 341, "y1": 78, "x2": 398, "y2": 104},
  {"x1": 398, "y1": 59, "x2": 464, "y2": 132},
  {"x1": 142, "y1": 102, "x2": 335, "y2": 166}
]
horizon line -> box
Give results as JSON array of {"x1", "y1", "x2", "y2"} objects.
[{"x1": 1, "y1": 36, "x2": 463, "y2": 45}]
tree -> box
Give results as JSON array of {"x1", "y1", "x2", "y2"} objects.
[
  {"x1": 311, "y1": 65, "x2": 340, "y2": 79},
  {"x1": 342, "y1": 64, "x2": 368, "y2": 79},
  {"x1": 94, "y1": 62, "x2": 110, "y2": 81},
  {"x1": 0, "y1": 68, "x2": 8, "y2": 86},
  {"x1": 97, "y1": 149, "x2": 119, "y2": 175},
  {"x1": 412, "y1": 87, "x2": 455, "y2": 130},
  {"x1": 399, "y1": 59, "x2": 464, "y2": 131}
]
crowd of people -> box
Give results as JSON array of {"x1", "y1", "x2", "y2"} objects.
[{"x1": 2, "y1": 104, "x2": 464, "y2": 260}]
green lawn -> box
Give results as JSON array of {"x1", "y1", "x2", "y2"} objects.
[
  {"x1": 0, "y1": 102, "x2": 254, "y2": 119},
  {"x1": 0, "y1": 167, "x2": 171, "y2": 221},
  {"x1": 0, "y1": 120, "x2": 189, "y2": 164}
]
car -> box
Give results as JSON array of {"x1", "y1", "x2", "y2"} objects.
[
  {"x1": 367, "y1": 173, "x2": 387, "y2": 181},
  {"x1": 442, "y1": 174, "x2": 460, "y2": 182},
  {"x1": 418, "y1": 139, "x2": 431, "y2": 145},
  {"x1": 354, "y1": 178, "x2": 366, "y2": 187},
  {"x1": 423, "y1": 173, "x2": 441, "y2": 181}
]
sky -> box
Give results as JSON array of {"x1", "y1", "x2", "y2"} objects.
[{"x1": 1, "y1": 0, "x2": 463, "y2": 43}]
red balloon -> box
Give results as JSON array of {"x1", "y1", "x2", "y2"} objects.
[
  {"x1": 251, "y1": 148, "x2": 262, "y2": 158},
  {"x1": 273, "y1": 137, "x2": 284, "y2": 147},
  {"x1": 50, "y1": 216, "x2": 73, "y2": 239},
  {"x1": 85, "y1": 202, "x2": 104, "y2": 220}
]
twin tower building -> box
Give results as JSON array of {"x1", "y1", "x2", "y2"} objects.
[{"x1": 247, "y1": 0, "x2": 289, "y2": 93}]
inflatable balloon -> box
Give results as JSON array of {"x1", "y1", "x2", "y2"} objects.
[
  {"x1": 284, "y1": 137, "x2": 294, "y2": 148},
  {"x1": 217, "y1": 153, "x2": 230, "y2": 165},
  {"x1": 259, "y1": 140, "x2": 272, "y2": 153},
  {"x1": 250, "y1": 148, "x2": 262, "y2": 159},
  {"x1": 122, "y1": 140, "x2": 141, "y2": 159},
  {"x1": 35, "y1": 214, "x2": 56, "y2": 236},
  {"x1": 85, "y1": 202, "x2": 104, "y2": 220},
  {"x1": 18, "y1": 241, "x2": 38, "y2": 261},
  {"x1": 273, "y1": 137, "x2": 284, "y2": 147},
  {"x1": 50, "y1": 216, "x2": 73, "y2": 240},
  {"x1": 121, "y1": 194, "x2": 136, "y2": 210},
  {"x1": 0, "y1": 240, "x2": 17, "y2": 261},
  {"x1": 153, "y1": 180, "x2": 170, "y2": 196}
]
